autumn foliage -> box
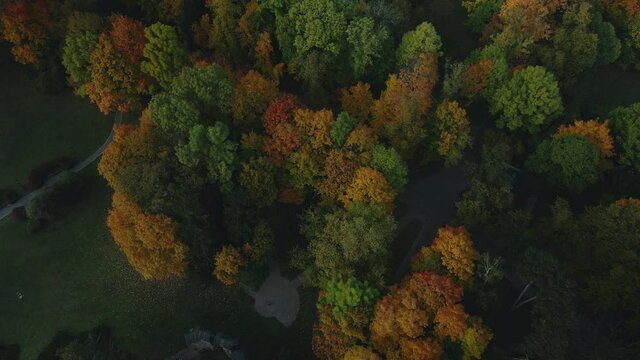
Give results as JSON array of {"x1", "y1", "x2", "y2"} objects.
[
  {"x1": 341, "y1": 167, "x2": 396, "y2": 212},
  {"x1": 213, "y1": 245, "x2": 247, "y2": 285},
  {"x1": 107, "y1": 192, "x2": 187, "y2": 280},
  {"x1": 461, "y1": 58, "x2": 493, "y2": 97},
  {"x1": 109, "y1": 15, "x2": 145, "y2": 64},
  {"x1": 340, "y1": 82, "x2": 374, "y2": 122},
  {"x1": 554, "y1": 119, "x2": 615, "y2": 158},
  {"x1": 413, "y1": 226, "x2": 478, "y2": 284},
  {"x1": 0, "y1": 0, "x2": 53, "y2": 64}
]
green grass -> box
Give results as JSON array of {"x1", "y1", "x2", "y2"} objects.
[
  {"x1": 0, "y1": 165, "x2": 314, "y2": 359},
  {"x1": 0, "y1": 47, "x2": 112, "y2": 191}
]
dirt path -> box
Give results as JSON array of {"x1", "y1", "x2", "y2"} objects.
[
  {"x1": 393, "y1": 166, "x2": 468, "y2": 281},
  {"x1": 0, "y1": 113, "x2": 121, "y2": 221}
]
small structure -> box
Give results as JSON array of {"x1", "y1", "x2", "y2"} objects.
[{"x1": 167, "y1": 327, "x2": 246, "y2": 360}]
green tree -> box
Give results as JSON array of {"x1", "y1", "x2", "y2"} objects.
[
  {"x1": 526, "y1": 135, "x2": 600, "y2": 193},
  {"x1": 331, "y1": 112, "x2": 356, "y2": 148},
  {"x1": 62, "y1": 31, "x2": 98, "y2": 94},
  {"x1": 346, "y1": 17, "x2": 390, "y2": 79},
  {"x1": 591, "y1": 11, "x2": 621, "y2": 65},
  {"x1": 396, "y1": 21, "x2": 442, "y2": 67},
  {"x1": 455, "y1": 179, "x2": 513, "y2": 229},
  {"x1": 319, "y1": 276, "x2": 380, "y2": 318},
  {"x1": 490, "y1": 66, "x2": 563, "y2": 133},
  {"x1": 141, "y1": 22, "x2": 186, "y2": 90},
  {"x1": 302, "y1": 203, "x2": 396, "y2": 285},
  {"x1": 369, "y1": 145, "x2": 408, "y2": 192},
  {"x1": 239, "y1": 156, "x2": 278, "y2": 207},
  {"x1": 175, "y1": 123, "x2": 238, "y2": 193},
  {"x1": 148, "y1": 93, "x2": 200, "y2": 137},
  {"x1": 608, "y1": 102, "x2": 640, "y2": 171},
  {"x1": 170, "y1": 65, "x2": 234, "y2": 119}
]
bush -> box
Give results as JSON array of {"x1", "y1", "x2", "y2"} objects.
[
  {"x1": 26, "y1": 156, "x2": 75, "y2": 190},
  {"x1": 25, "y1": 171, "x2": 86, "y2": 228}
]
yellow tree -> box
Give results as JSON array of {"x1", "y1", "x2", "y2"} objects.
[
  {"x1": 341, "y1": 167, "x2": 396, "y2": 212},
  {"x1": 107, "y1": 192, "x2": 187, "y2": 280},
  {"x1": 340, "y1": 82, "x2": 374, "y2": 122},
  {"x1": 431, "y1": 226, "x2": 478, "y2": 283},
  {"x1": 213, "y1": 245, "x2": 247, "y2": 285},
  {"x1": 293, "y1": 109, "x2": 335, "y2": 150}
]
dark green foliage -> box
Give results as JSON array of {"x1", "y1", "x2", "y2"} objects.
[
  {"x1": 466, "y1": 44, "x2": 509, "y2": 98},
  {"x1": 175, "y1": 123, "x2": 238, "y2": 193},
  {"x1": 455, "y1": 179, "x2": 513, "y2": 229},
  {"x1": 516, "y1": 248, "x2": 576, "y2": 360},
  {"x1": 223, "y1": 189, "x2": 258, "y2": 245},
  {"x1": 331, "y1": 111, "x2": 356, "y2": 148},
  {"x1": 591, "y1": 12, "x2": 622, "y2": 65},
  {"x1": 25, "y1": 172, "x2": 85, "y2": 226},
  {"x1": 239, "y1": 156, "x2": 278, "y2": 208},
  {"x1": 526, "y1": 135, "x2": 600, "y2": 193},
  {"x1": 490, "y1": 66, "x2": 563, "y2": 133},
  {"x1": 369, "y1": 145, "x2": 408, "y2": 192},
  {"x1": 148, "y1": 93, "x2": 200, "y2": 137},
  {"x1": 169, "y1": 65, "x2": 235, "y2": 119},
  {"x1": 141, "y1": 23, "x2": 186, "y2": 90},
  {"x1": 346, "y1": 17, "x2": 391, "y2": 79},
  {"x1": 463, "y1": 0, "x2": 505, "y2": 33},
  {"x1": 52, "y1": 326, "x2": 131, "y2": 360},
  {"x1": 609, "y1": 102, "x2": 640, "y2": 171},
  {"x1": 396, "y1": 21, "x2": 442, "y2": 67}
]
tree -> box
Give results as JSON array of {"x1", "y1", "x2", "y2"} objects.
[
  {"x1": 465, "y1": 44, "x2": 509, "y2": 98},
  {"x1": 287, "y1": 0, "x2": 346, "y2": 58},
  {"x1": 141, "y1": 23, "x2": 186, "y2": 89},
  {"x1": 369, "y1": 271, "x2": 492, "y2": 360},
  {"x1": 490, "y1": 66, "x2": 563, "y2": 133},
  {"x1": 303, "y1": 203, "x2": 395, "y2": 285},
  {"x1": 169, "y1": 64, "x2": 235, "y2": 119},
  {"x1": 460, "y1": 58, "x2": 493, "y2": 98},
  {"x1": 537, "y1": 2, "x2": 599, "y2": 84},
  {"x1": 341, "y1": 167, "x2": 396, "y2": 212},
  {"x1": 431, "y1": 100, "x2": 472, "y2": 165},
  {"x1": 86, "y1": 33, "x2": 142, "y2": 114},
  {"x1": 319, "y1": 276, "x2": 380, "y2": 318},
  {"x1": 346, "y1": 17, "x2": 390, "y2": 79},
  {"x1": 609, "y1": 102, "x2": 640, "y2": 171},
  {"x1": 263, "y1": 94, "x2": 299, "y2": 135},
  {"x1": 193, "y1": 0, "x2": 241, "y2": 60},
  {"x1": 526, "y1": 135, "x2": 600, "y2": 193},
  {"x1": 213, "y1": 245, "x2": 247, "y2": 285},
  {"x1": 343, "y1": 346, "x2": 381, "y2": 360},
  {"x1": 431, "y1": 226, "x2": 477, "y2": 283},
  {"x1": 62, "y1": 30, "x2": 98, "y2": 94},
  {"x1": 340, "y1": 82, "x2": 374, "y2": 122},
  {"x1": 369, "y1": 145, "x2": 408, "y2": 192},
  {"x1": 554, "y1": 120, "x2": 614, "y2": 158},
  {"x1": 592, "y1": 11, "x2": 621, "y2": 65},
  {"x1": 493, "y1": 0, "x2": 555, "y2": 57},
  {"x1": 175, "y1": 123, "x2": 238, "y2": 193},
  {"x1": 396, "y1": 21, "x2": 442, "y2": 67},
  {"x1": 233, "y1": 70, "x2": 279, "y2": 128},
  {"x1": 262, "y1": 121, "x2": 302, "y2": 165},
  {"x1": 148, "y1": 92, "x2": 200, "y2": 137},
  {"x1": 455, "y1": 179, "x2": 513, "y2": 228},
  {"x1": 462, "y1": 0, "x2": 505, "y2": 33},
  {"x1": 107, "y1": 192, "x2": 187, "y2": 280},
  {"x1": 317, "y1": 149, "x2": 359, "y2": 202},
  {"x1": 109, "y1": 15, "x2": 145, "y2": 65},
  {"x1": 239, "y1": 156, "x2": 278, "y2": 207},
  {"x1": 331, "y1": 112, "x2": 357, "y2": 148},
  {"x1": 0, "y1": 0, "x2": 53, "y2": 65},
  {"x1": 247, "y1": 219, "x2": 274, "y2": 265},
  {"x1": 293, "y1": 108, "x2": 334, "y2": 150}
]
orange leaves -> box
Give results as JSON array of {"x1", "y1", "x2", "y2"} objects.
[
  {"x1": 213, "y1": 245, "x2": 247, "y2": 285},
  {"x1": 432, "y1": 226, "x2": 477, "y2": 283},
  {"x1": 262, "y1": 122, "x2": 302, "y2": 165},
  {"x1": 462, "y1": 58, "x2": 493, "y2": 97},
  {"x1": 86, "y1": 33, "x2": 142, "y2": 114},
  {"x1": 0, "y1": 0, "x2": 53, "y2": 64},
  {"x1": 399, "y1": 338, "x2": 443, "y2": 360},
  {"x1": 341, "y1": 167, "x2": 396, "y2": 212},
  {"x1": 107, "y1": 192, "x2": 187, "y2": 280},
  {"x1": 109, "y1": 15, "x2": 145, "y2": 64},
  {"x1": 435, "y1": 304, "x2": 469, "y2": 339},
  {"x1": 233, "y1": 70, "x2": 279, "y2": 127},
  {"x1": 370, "y1": 271, "x2": 465, "y2": 357},
  {"x1": 555, "y1": 120, "x2": 614, "y2": 158},
  {"x1": 614, "y1": 198, "x2": 640, "y2": 208},
  {"x1": 340, "y1": 82, "x2": 374, "y2": 122}
]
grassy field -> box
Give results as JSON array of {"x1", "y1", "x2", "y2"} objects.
[
  {"x1": 0, "y1": 46, "x2": 112, "y2": 191},
  {"x1": 0, "y1": 165, "x2": 314, "y2": 359}
]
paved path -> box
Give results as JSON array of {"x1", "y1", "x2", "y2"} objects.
[
  {"x1": 247, "y1": 262, "x2": 301, "y2": 327},
  {"x1": 0, "y1": 113, "x2": 121, "y2": 221},
  {"x1": 393, "y1": 166, "x2": 468, "y2": 281}
]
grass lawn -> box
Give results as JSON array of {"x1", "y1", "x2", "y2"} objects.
[
  {"x1": 0, "y1": 46, "x2": 112, "y2": 191},
  {"x1": 0, "y1": 165, "x2": 314, "y2": 360}
]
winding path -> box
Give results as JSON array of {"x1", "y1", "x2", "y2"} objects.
[
  {"x1": 393, "y1": 166, "x2": 468, "y2": 281},
  {"x1": 0, "y1": 113, "x2": 121, "y2": 221}
]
